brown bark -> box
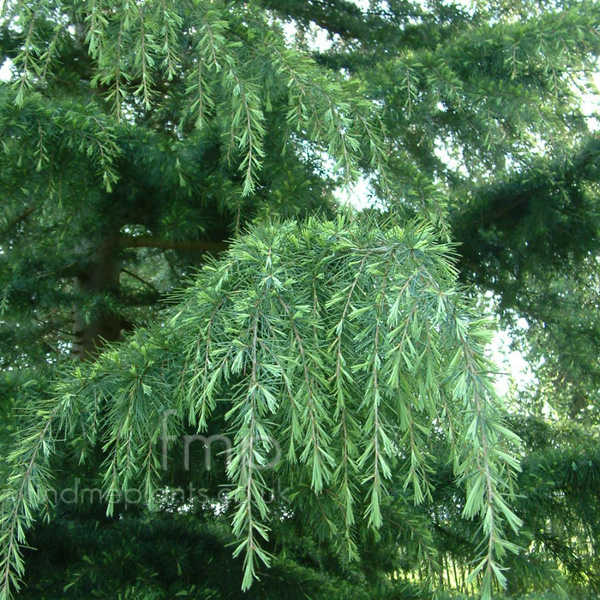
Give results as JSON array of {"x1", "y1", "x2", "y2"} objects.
[{"x1": 72, "y1": 240, "x2": 123, "y2": 360}]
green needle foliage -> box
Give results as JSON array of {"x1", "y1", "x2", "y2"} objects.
[
  {"x1": 266, "y1": 0, "x2": 600, "y2": 422},
  {"x1": 0, "y1": 0, "x2": 389, "y2": 368},
  {"x1": 1, "y1": 0, "x2": 599, "y2": 598},
  {"x1": 2, "y1": 0, "x2": 386, "y2": 195},
  {"x1": 0, "y1": 218, "x2": 520, "y2": 598}
]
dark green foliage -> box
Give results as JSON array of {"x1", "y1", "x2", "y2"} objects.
[
  {"x1": 18, "y1": 515, "x2": 422, "y2": 600},
  {"x1": 503, "y1": 418, "x2": 600, "y2": 595},
  {"x1": 453, "y1": 137, "x2": 600, "y2": 422},
  {"x1": 0, "y1": 0, "x2": 368, "y2": 363}
]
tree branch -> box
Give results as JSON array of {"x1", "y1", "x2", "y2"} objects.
[
  {"x1": 119, "y1": 237, "x2": 229, "y2": 253},
  {"x1": 120, "y1": 268, "x2": 161, "y2": 295},
  {"x1": 2, "y1": 204, "x2": 38, "y2": 233}
]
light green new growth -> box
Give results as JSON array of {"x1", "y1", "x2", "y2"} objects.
[{"x1": 0, "y1": 217, "x2": 521, "y2": 599}]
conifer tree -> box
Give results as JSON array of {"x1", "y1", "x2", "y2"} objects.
[{"x1": 1, "y1": 1, "x2": 599, "y2": 599}]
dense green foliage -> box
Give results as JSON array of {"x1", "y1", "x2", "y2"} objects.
[
  {"x1": 1, "y1": 219, "x2": 523, "y2": 598},
  {"x1": 0, "y1": 0, "x2": 599, "y2": 599}
]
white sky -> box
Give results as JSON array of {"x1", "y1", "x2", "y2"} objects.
[
  {"x1": 489, "y1": 319, "x2": 533, "y2": 397},
  {"x1": 0, "y1": 60, "x2": 10, "y2": 80}
]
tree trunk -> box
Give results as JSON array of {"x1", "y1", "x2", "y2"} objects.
[{"x1": 72, "y1": 239, "x2": 122, "y2": 360}]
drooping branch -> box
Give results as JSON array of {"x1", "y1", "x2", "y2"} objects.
[{"x1": 0, "y1": 218, "x2": 521, "y2": 600}]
